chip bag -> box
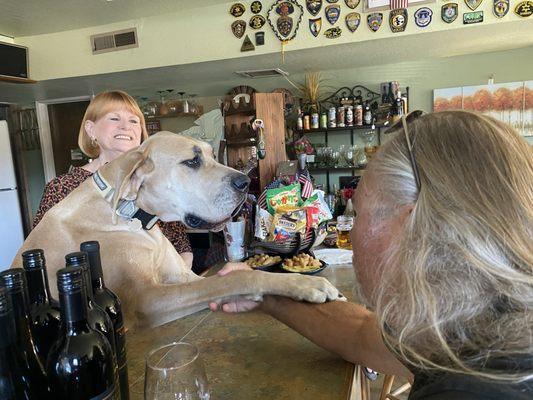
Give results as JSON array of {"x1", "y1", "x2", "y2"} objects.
[
  {"x1": 266, "y1": 183, "x2": 301, "y2": 215},
  {"x1": 269, "y1": 207, "x2": 307, "y2": 241},
  {"x1": 302, "y1": 190, "x2": 333, "y2": 224}
]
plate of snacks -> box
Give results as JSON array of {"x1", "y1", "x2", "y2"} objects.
[
  {"x1": 245, "y1": 254, "x2": 283, "y2": 272},
  {"x1": 281, "y1": 253, "x2": 327, "y2": 275}
]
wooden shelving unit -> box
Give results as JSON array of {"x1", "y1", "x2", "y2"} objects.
[{"x1": 222, "y1": 92, "x2": 287, "y2": 192}]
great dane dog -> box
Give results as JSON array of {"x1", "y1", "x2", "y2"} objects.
[{"x1": 12, "y1": 132, "x2": 339, "y2": 328}]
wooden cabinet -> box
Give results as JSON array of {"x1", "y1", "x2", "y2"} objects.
[{"x1": 222, "y1": 92, "x2": 287, "y2": 193}]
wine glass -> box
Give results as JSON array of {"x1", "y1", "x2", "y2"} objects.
[
  {"x1": 144, "y1": 342, "x2": 210, "y2": 400},
  {"x1": 329, "y1": 149, "x2": 340, "y2": 168},
  {"x1": 338, "y1": 144, "x2": 347, "y2": 166},
  {"x1": 343, "y1": 145, "x2": 355, "y2": 167},
  {"x1": 323, "y1": 146, "x2": 333, "y2": 167}
]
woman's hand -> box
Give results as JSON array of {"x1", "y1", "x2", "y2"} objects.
[{"x1": 209, "y1": 262, "x2": 261, "y2": 313}]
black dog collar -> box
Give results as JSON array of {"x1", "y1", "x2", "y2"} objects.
[{"x1": 92, "y1": 171, "x2": 159, "y2": 230}]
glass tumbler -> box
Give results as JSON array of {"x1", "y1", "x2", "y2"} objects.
[{"x1": 144, "y1": 342, "x2": 210, "y2": 400}]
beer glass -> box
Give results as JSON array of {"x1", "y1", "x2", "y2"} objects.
[
  {"x1": 144, "y1": 342, "x2": 210, "y2": 400},
  {"x1": 336, "y1": 215, "x2": 354, "y2": 249}
]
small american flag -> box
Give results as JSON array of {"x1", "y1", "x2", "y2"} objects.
[
  {"x1": 390, "y1": 0, "x2": 408, "y2": 9},
  {"x1": 298, "y1": 171, "x2": 313, "y2": 200}
]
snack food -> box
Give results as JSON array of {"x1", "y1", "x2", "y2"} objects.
[
  {"x1": 246, "y1": 254, "x2": 282, "y2": 268},
  {"x1": 282, "y1": 253, "x2": 323, "y2": 273},
  {"x1": 269, "y1": 207, "x2": 307, "y2": 241},
  {"x1": 266, "y1": 183, "x2": 301, "y2": 215}
]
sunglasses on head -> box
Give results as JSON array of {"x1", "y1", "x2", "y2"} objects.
[{"x1": 388, "y1": 110, "x2": 425, "y2": 192}]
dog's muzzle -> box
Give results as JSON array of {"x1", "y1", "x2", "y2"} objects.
[{"x1": 184, "y1": 193, "x2": 247, "y2": 231}]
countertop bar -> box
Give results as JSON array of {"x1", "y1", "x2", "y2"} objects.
[{"x1": 127, "y1": 262, "x2": 358, "y2": 399}]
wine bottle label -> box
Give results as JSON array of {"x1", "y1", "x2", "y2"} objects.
[{"x1": 90, "y1": 382, "x2": 118, "y2": 400}]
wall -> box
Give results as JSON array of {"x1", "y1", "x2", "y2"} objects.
[{"x1": 15, "y1": 1, "x2": 530, "y2": 81}]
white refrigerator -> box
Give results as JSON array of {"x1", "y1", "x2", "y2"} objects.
[{"x1": 0, "y1": 120, "x2": 25, "y2": 268}]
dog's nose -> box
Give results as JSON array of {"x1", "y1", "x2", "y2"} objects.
[{"x1": 231, "y1": 173, "x2": 250, "y2": 193}]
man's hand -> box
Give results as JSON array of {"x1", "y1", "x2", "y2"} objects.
[{"x1": 208, "y1": 262, "x2": 261, "y2": 313}]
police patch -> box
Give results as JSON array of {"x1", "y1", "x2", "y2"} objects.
[
  {"x1": 389, "y1": 8, "x2": 408, "y2": 33},
  {"x1": 414, "y1": 7, "x2": 433, "y2": 27},
  {"x1": 367, "y1": 12, "x2": 383, "y2": 32},
  {"x1": 442, "y1": 3, "x2": 459, "y2": 23},
  {"x1": 493, "y1": 0, "x2": 509, "y2": 17}
]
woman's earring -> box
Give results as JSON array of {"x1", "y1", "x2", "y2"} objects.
[{"x1": 90, "y1": 136, "x2": 97, "y2": 147}]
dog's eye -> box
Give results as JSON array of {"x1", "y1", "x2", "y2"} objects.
[{"x1": 182, "y1": 155, "x2": 201, "y2": 169}]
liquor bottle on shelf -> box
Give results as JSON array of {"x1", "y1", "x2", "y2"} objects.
[
  {"x1": 395, "y1": 90, "x2": 405, "y2": 118},
  {"x1": 47, "y1": 267, "x2": 117, "y2": 400},
  {"x1": 65, "y1": 252, "x2": 118, "y2": 359},
  {"x1": 22, "y1": 249, "x2": 61, "y2": 365},
  {"x1": 81, "y1": 241, "x2": 130, "y2": 400},
  {"x1": 296, "y1": 108, "x2": 303, "y2": 131},
  {"x1": 363, "y1": 102, "x2": 373, "y2": 126},
  {"x1": 0, "y1": 287, "x2": 36, "y2": 400},
  {"x1": 0, "y1": 269, "x2": 51, "y2": 398}
]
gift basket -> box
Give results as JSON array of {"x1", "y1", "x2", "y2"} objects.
[{"x1": 251, "y1": 172, "x2": 332, "y2": 257}]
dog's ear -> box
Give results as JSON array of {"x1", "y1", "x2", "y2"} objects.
[{"x1": 107, "y1": 150, "x2": 154, "y2": 223}]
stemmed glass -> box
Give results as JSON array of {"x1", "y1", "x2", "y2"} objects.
[{"x1": 144, "y1": 342, "x2": 210, "y2": 400}]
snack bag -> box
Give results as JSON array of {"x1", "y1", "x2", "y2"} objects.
[
  {"x1": 306, "y1": 206, "x2": 320, "y2": 230},
  {"x1": 266, "y1": 183, "x2": 301, "y2": 215},
  {"x1": 269, "y1": 208, "x2": 307, "y2": 241},
  {"x1": 254, "y1": 206, "x2": 273, "y2": 240},
  {"x1": 302, "y1": 190, "x2": 333, "y2": 224}
]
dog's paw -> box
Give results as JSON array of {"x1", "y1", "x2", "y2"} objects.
[{"x1": 283, "y1": 275, "x2": 340, "y2": 303}]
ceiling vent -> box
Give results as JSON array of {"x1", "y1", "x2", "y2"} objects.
[
  {"x1": 235, "y1": 68, "x2": 289, "y2": 78},
  {"x1": 90, "y1": 28, "x2": 138, "y2": 55}
]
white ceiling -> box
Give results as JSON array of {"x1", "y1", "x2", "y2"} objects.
[{"x1": 0, "y1": 0, "x2": 229, "y2": 37}]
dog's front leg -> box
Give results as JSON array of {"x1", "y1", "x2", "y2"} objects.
[{"x1": 135, "y1": 270, "x2": 340, "y2": 328}]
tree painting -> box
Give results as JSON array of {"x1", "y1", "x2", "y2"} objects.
[{"x1": 434, "y1": 81, "x2": 530, "y2": 137}]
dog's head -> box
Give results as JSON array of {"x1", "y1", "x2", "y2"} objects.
[{"x1": 100, "y1": 132, "x2": 249, "y2": 231}]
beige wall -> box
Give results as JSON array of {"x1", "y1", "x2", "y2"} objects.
[{"x1": 16, "y1": 1, "x2": 530, "y2": 81}]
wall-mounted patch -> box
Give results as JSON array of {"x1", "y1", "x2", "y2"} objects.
[
  {"x1": 442, "y1": 3, "x2": 458, "y2": 23},
  {"x1": 514, "y1": 1, "x2": 533, "y2": 17},
  {"x1": 306, "y1": 0, "x2": 323, "y2": 16},
  {"x1": 493, "y1": 0, "x2": 509, "y2": 17},
  {"x1": 324, "y1": 26, "x2": 342, "y2": 38},
  {"x1": 232, "y1": 20, "x2": 247, "y2": 38},
  {"x1": 345, "y1": 12, "x2": 361, "y2": 32},
  {"x1": 250, "y1": 14, "x2": 266, "y2": 29},
  {"x1": 251, "y1": 1, "x2": 263, "y2": 14},
  {"x1": 367, "y1": 12, "x2": 383, "y2": 32},
  {"x1": 414, "y1": 7, "x2": 433, "y2": 27},
  {"x1": 465, "y1": 0, "x2": 482, "y2": 11},
  {"x1": 230, "y1": 3, "x2": 246, "y2": 17},
  {"x1": 345, "y1": 0, "x2": 360, "y2": 9},
  {"x1": 241, "y1": 35, "x2": 255, "y2": 51},
  {"x1": 463, "y1": 10, "x2": 483, "y2": 23},
  {"x1": 309, "y1": 17, "x2": 322, "y2": 36},
  {"x1": 325, "y1": 4, "x2": 341, "y2": 24},
  {"x1": 389, "y1": 8, "x2": 408, "y2": 32}
]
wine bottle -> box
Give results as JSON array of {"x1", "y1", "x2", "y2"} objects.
[
  {"x1": 81, "y1": 241, "x2": 129, "y2": 400},
  {"x1": 47, "y1": 267, "x2": 117, "y2": 399},
  {"x1": 0, "y1": 287, "x2": 29, "y2": 399},
  {"x1": 64, "y1": 252, "x2": 118, "y2": 357},
  {"x1": 22, "y1": 249, "x2": 61, "y2": 365},
  {"x1": 0, "y1": 269, "x2": 51, "y2": 398}
]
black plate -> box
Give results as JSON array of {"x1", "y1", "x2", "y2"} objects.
[
  {"x1": 246, "y1": 255, "x2": 283, "y2": 272},
  {"x1": 280, "y1": 259, "x2": 328, "y2": 275}
]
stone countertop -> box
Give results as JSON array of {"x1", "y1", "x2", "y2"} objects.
[{"x1": 127, "y1": 263, "x2": 357, "y2": 400}]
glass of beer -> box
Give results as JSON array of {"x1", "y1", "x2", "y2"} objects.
[{"x1": 336, "y1": 215, "x2": 354, "y2": 249}]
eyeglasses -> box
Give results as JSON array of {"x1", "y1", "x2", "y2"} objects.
[{"x1": 390, "y1": 110, "x2": 424, "y2": 192}]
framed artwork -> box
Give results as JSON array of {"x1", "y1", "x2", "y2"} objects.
[
  {"x1": 364, "y1": 0, "x2": 435, "y2": 12},
  {"x1": 434, "y1": 80, "x2": 533, "y2": 137}
]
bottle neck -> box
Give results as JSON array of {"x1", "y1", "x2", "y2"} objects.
[
  {"x1": 0, "y1": 312, "x2": 16, "y2": 349},
  {"x1": 59, "y1": 289, "x2": 89, "y2": 333},
  {"x1": 9, "y1": 289, "x2": 33, "y2": 344},
  {"x1": 25, "y1": 268, "x2": 52, "y2": 305},
  {"x1": 82, "y1": 267, "x2": 95, "y2": 301}
]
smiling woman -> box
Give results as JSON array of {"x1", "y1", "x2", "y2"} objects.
[{"x1": 32, "y1": 90, "x2": 194, "y2": 268}]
